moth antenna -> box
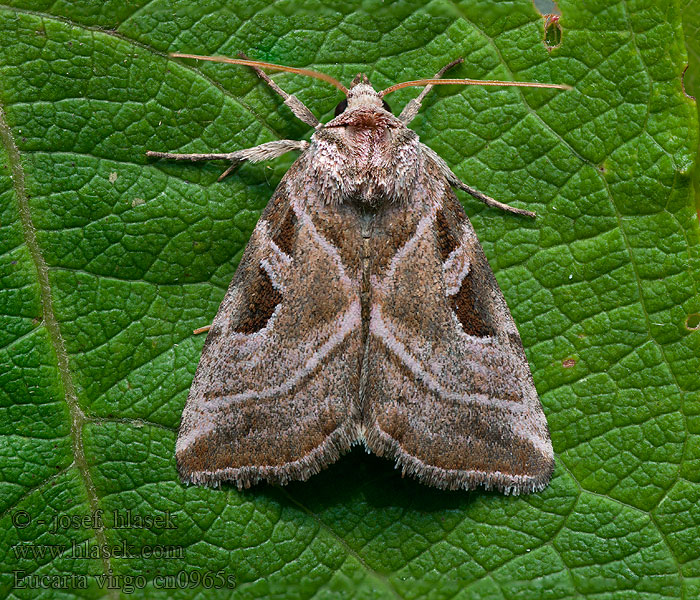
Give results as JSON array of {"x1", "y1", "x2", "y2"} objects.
[
  {"x1": 170, "y1": 53, "x2": 348, "y2": 94},
  {"x1": 380, "y1": 78, "x2": 571, "y2": 97}
]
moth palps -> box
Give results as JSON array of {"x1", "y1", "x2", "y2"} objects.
[{"x1": 147, "y1": 54, "x2": 568, "y2": 495}]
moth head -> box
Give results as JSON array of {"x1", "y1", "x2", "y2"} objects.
[{"x1": 334, "y1": 74, "x2": 392, "y2": 116}]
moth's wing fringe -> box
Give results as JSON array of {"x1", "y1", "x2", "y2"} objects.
[
  {"x1": 179, "y1": 421, "x2": 361, "y2": 489},
  {"x1": 364, "y1": 427, "x2": 553, "y2": 495}
]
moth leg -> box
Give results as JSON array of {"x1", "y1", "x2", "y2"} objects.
[
  {"x1": 449, "y1": 175, "x2": 536, "y2": 218},
  {"x1": 193, "y1": 325, "x2": 211, "y2": 335},
  {"x1": 146, "y1": 139, "x2": 309, "y2": 181},
  {"x1": 239, "y1": 52, "x2": 320, "y2": 128},
  {"x1": 399, "y1": 58, "x2": 464, "y2": 125},
  {"x1": 421, "y1": 144, "x2": 536, "y2": 218}
]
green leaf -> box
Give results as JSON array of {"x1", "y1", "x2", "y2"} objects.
[
  {"x1": 1, "y1": 1, "x2": 699, "y2": 598},
  {"x1": 682, "y1": 0, "x2": 700, "y2": 208}
]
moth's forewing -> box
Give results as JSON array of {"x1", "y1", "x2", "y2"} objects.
[
  {"x1": 362, "y1": 157, "x2": 554, "y2": 495},
  {"x1": 176, "y1": 159, "x2": 365, "y2": 488}
]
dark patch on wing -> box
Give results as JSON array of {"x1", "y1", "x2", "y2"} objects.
[
  {"x1": 448, "y1": 268, "x2": 497, "y2": 338},
  {"x1": 435, "y1": 209, "x2": 460, "y2": 261},
  {"x1": 271, "y1": 207, "x2": 297, "y2": 256},
  {"x1": 436, "y1": 193, "x2": 497, "y2": 339},
  {"x1": 434, "y1": 192, "x2": 467, "y2": 261},
  {"x1": 233, "y1": 265, "x2": 282, "y2": 334}
]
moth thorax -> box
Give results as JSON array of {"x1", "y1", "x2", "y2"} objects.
[{"x1": 346, "y1": 81, "x2": 383, "y2": 110}]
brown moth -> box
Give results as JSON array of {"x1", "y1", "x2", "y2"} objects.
[{"x1": 148, "y1": 54, "x2": 568, "y2": 495}]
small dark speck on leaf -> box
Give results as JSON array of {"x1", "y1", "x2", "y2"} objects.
[{"x1": 562, "y1": 358, "x2": 576, "y2": 368}]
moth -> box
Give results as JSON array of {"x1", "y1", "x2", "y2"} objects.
[{"x1": 148, "y1": 54, "x2": 568, "y2": 495}]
